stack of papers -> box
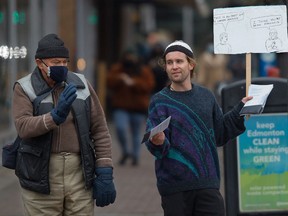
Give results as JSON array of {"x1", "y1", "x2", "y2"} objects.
[{"x1": 239, "y1": 84, "x2": 274, "y2": 115}]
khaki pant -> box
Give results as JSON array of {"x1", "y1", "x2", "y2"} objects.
[{"x1": 21, "y1": 153, "x2": 94, "y2": 216}]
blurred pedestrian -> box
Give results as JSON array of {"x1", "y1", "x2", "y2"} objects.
[
  {"x1": 267, "y1": 66, "x2": 280, "y2": 77},
  {"x1": 107, "y1": 49, "x2": 155, "y2": 166},
  {"x1": 196, "y1": 43, "x2": 231, "y2": 93},
  {"x1": 147, "y1": 43, "x2": 170, "y2": 94},
  {"x1": 12, "y1": 33, "x2": 116, "y2": 216},
  {"x1": 227, "y1": 53, "x2": 246, "y2": 81},
  {"x1": 143, "y1": 40, "x2": 252, "y2": 216}
]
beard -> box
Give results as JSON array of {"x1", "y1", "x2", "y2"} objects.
[{"x1": 168, "y1": 71, "x2": 191, "y2": 84}]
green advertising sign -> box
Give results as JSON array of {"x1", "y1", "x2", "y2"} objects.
[
  {"x1": 237, "y1": 113, "x2": 288, "y2": 212},
  {"x1": 0, "y1": 12, "x2": 3, "y2": 24},
  {"x1": 12, "y1": 11, "x2": 25, "y2": 25}
]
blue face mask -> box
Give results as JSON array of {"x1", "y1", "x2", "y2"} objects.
[
  {"x1": 41, "y1": 60, "x2": 68, "y2": 83},
  {"x1": 47, "y1": 66, "x2": 68, "y2": 83}
]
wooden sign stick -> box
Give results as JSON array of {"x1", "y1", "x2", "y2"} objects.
[
  {"x1": 246, "y1": 53, "x2": 252, "y2": 119},
  {"x1": 246, "y1": 53, "x2": 252, "y2": 96}
]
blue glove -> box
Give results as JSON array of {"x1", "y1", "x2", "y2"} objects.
[
  {"x1": 93, "y1": 167, "x2": 116, "y2": 207},
  {"x1": 51, "y1": 83, "x2": 77, "y2": 125}
]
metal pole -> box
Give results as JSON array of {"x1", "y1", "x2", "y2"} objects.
[
  {"x1": 76, "y1": 0, "x2": 96, "y2": 86},
  {"x1": 28, "y1": 0, "x2": 41, "y2": 73},
  {"x1": 140, "y1": 4, "x2": 156, "y2": 34},
  {"x1": 182, "y1": 6, "x2": 194, "y2": 48},
  {"x1": 8, "y1": 0, "x2": 17, "y2": 129},
  {"x1": 43, "y1": 0, "x2": 58, "y2": 35}
]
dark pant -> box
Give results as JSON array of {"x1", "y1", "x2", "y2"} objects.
[{"x1": 161, "y1": 189, "x2": 225, "y2": 216}]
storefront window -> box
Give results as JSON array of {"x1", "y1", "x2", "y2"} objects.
[
  {"x1": 0, "y1": 0, "x2": 29, "y2": 129},
  {"x1": 16, "y1": 0, "x2": 29, "y2": 78},
  {"x1": 0, "y1": 0, "x2": 9, "y2": 129}
]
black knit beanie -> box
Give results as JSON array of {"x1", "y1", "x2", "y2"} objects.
[{"x1": 35, "y1": 34, "x2": 69, "y2": 59}]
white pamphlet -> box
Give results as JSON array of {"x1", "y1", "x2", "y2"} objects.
[
  {"x1": 141, "y1": 116, "x2": 171, "y2": 144},
  {"x1": 240, "y1": 84, "x2": 274, "y2": 115}
]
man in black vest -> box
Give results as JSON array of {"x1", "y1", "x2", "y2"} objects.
[{"x1": 12, "y1": 33, "x2": 116, "y2": 215}]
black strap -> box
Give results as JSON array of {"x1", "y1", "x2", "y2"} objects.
[{"x1": 32, "y1": 84, "x2": 60, "y2": 115}]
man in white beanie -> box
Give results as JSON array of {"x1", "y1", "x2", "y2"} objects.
[{"x1": 143, "y1": 40, "x2": 252, "y2": 216}]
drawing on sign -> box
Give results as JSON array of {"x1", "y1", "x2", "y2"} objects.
[
  {"x1": 250, "y1": 15, "x2": 284, "y2": 52},
  {"x1": 265, "y1": 29, "x2": 283, "y2": 52},
  {"x1": 214, "y1": 11, "x2": 244, "y2": 53},
  {"x1": 216, "y1": 32, "x2": 232, "y2": 53}
]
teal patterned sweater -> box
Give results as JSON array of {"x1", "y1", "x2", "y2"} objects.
[{"x1": 145, "y1": 84, "x2": 245, "y2": 195}]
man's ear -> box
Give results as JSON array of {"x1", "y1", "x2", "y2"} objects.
[
  {"x1": 188, "y1": 63, "x2": 195, "y2": 71},
  {"x1": 35, "y1": 59, "x2": 44, "y2": 69},
  {"x1": 35, "y1": 59, "x2": 52, "y2": 84}
]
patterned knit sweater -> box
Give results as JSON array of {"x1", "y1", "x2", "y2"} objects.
[{"x1": 145, "y1": 84, "x2": 245, "y2": 196}]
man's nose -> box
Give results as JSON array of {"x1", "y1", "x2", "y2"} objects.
[{"x1": 172, "y1": 62, "x2": 178, "y2": 68}]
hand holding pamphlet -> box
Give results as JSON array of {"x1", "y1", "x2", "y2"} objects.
[
  {"x1": 141, "y1": 116, "x2": 171, "y2": 144},
  {"x1": 239, "y1": 84, "x2": 274, "y2": 115}
]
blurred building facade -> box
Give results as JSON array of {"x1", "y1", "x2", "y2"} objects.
[{"x1": 0, "y1": 0, "x2": 288, "y2": 130}]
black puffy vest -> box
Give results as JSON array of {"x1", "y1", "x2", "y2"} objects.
[{"x1": 15, "y1": 67, "x2": 95, "y2": 194}]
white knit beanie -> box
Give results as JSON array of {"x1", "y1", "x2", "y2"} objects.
[{"x1": 163, "y1": 40, "x2": 194, "y2": 58}]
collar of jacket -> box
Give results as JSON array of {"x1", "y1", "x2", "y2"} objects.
[{"x1": 31, "y1": 67, "x2": 85, "y2": 96}]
